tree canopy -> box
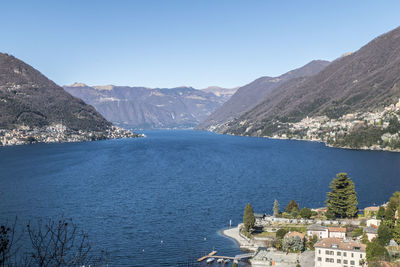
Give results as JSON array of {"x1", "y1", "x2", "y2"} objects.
[
  {"x1": 243, "y1": 203, "x2": 255, "y2": 232},
  {"x1": 285, "y1": 200, "x2": 299, "y2": 213},
  {"x1": 300, "y1": 207, "x2": 312, "y2": 219},
  {"x1": 326, "y1": 173, "x2": 358, "y2": 218},
  {"x1": 273, "y1": 200, "x2": 280, "y2": 217},
  {"x1": 366, "y1": 239, "x2": 389, "y2": 262}
]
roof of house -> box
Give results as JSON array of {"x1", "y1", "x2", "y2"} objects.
[
  {"x1": 364, "y1": 206, "x2": 380, "y2": 211},
  {"x1": 307, "y1": 224, "x2": 327, "y2": 231},
  {"x1": 328, "y1": 227, "x2": 346, "y2": 233},
  {"x1": 284, "y1": 231, "x2": 305, "y2": 239},
  {"x1": 364, "y1": 227, "x2": 378, "y2": 234},
  {"x1": 314, "y1": 238, "x2": 366, "y2": 252}
]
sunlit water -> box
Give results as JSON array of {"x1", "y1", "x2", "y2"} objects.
[{"x1": 1, "y1": 130, "x2": 399, "y2": 266}]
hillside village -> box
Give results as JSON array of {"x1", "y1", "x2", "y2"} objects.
[
  {"x1": 0, "y1": 123, "x2": 140, "y2": 146},
  {"x1": 260, "y1": 99, "x2": 400, "y2": 152}
]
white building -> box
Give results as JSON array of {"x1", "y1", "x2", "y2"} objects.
[
  {"x1": 366, "y1": 218, "x2": 381, "y2": 227},
  {"x1": 328, "y1": 227, "x2": 347, "y2": 239},
  {"x1": 307, "y1": 224, "x2": 328, "y2": 239},
  {"x1": 364, "y1": 227, "x2": 378, "y2": 241},
  {"x1": 315, "y1": 238, "x2": 366, "y2": 267}
]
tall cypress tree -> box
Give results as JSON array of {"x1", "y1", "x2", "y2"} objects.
[
  {"x1": 273, "y1": 200, "x2": 280, "y2": 217},
  {"x1": 243, "y1": 203, "x2": 255, "y2": 232},
  {"x1": 326, "y1": 173, "x2": 358, "y2": 218}
]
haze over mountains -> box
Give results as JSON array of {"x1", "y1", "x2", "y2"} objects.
[
  {"x1": 221, "y1": 26, "x2": 400, "y2": 137},
  {"x1": 197, "y1": 60, "x2": 330, "y2": 131},
  {"x1": 64, "y1": 84, "x2": 237, "y2": 129}
]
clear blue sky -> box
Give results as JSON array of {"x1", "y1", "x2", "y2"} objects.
[{"x1": 1, "y1": 0, "x2": 399, "y2": 88}]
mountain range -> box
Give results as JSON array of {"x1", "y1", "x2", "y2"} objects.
[
  {"x1": 0, "y1": 53, "x2": 112, "y2": 132},
  {"x1": 197, "y1": 60, "x2": 330, "y2": 131},
  {"x1": 64, "y1": 84, "x2": 237, "y2": 129},
  {"x1": 220, "y1": 26, "x2": 400, "y2": 138}
]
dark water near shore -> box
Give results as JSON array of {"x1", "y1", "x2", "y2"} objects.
[{"x1": 1, "y1": 130, "x2": 400, "y2": 266}]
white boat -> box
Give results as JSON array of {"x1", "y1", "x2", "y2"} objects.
[
  {"x1": 206, "y1": 257, "x2": 215, "y2": 263},
  {"x1": 224, "y1": 259, "x2": 231, "y2": 263},
  {"x1": 217, "y1": 258, "x2": 224, "y2": 263}
]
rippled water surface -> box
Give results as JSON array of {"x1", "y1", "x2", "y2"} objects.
[{"x1": 1, "y1": 130, "x2": 400, "y2": 266}]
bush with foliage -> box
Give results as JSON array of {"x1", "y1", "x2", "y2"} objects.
[
  {"x1": 366, "y1": 239, "x2": 389, "y2": 262},
  {"x1": 377, "y1": 206, "x2": 385, "y2": 220},
  {"x1": 286, "y1": 200, "x2": 299, "y2": 213},
  {"x1": 300, "y1": 207, "x2": 312, "y2": 219},
  {"x1": 276, "y1": 228, "x2": 288, "y2": 240},
  {"x1": 378, "y1": 223, "x2": 393, "y2": 246},
  {"x1": 282, "y1": 236, "x2": 304, "y2": 252}
]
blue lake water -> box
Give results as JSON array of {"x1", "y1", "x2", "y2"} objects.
[{"x1": 1, "y1": 130, "x2": 400, "y2": 266}]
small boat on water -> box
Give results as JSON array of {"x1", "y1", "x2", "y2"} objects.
[
  {"x1": 217, "y1": 258, "x2": 224, "y2": 263},
  {"x1": 206, "y1": 257, "x2": 215, "y2": 263},
  {"x1": 223, "y1": 259, "x2": 231, "y2": 263}
]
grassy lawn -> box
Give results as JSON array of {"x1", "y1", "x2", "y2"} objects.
[{"x1": 253, "y1": 231, "x2": 276, "y2": 238}]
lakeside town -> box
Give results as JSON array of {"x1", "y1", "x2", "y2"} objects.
[
  {"x1": 241, "y1": 99, "x2": 400, "y2": 152},
  {"x1": 231, "y1": 99, "x2": 400, "y2": 152},
  {"x1": 0, "y1": 123, "x2": 142, "y2": 146},
  {"x1": 209, "y1": 173, "x2": 400, "y2": 267}
]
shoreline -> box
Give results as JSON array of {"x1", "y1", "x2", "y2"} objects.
[
  {"x1": 221, "y1": 225, "x2": 257, "y2": 251},
  {"x1": 215, "y1": 131, "x2": 400, "y2": 153}
]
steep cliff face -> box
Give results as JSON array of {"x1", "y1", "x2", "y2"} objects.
[
  {"x1": 0, "y1": 53, "x2": 111, "y2": 132},
  {"x1": 64, "y1": 84, "x2": 232, "y2": 129},
  {"x1": 197, "y1": 60, "x2": 330, "y2": 131}
]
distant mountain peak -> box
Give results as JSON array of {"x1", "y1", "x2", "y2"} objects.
[{"x1": 68, "y1": 82, "x2": 89, "y2": 87}]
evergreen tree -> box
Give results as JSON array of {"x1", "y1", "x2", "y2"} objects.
[
  {"x1": 243, "y1": 203, "x2": 255, "y2": 232},
  {"x1": 361, "y1": 231, "x2": 369, "y2": 244},
  {"x1": 300, "y1": 207, "x2": 312, "y2": 219},
  {"x1": 326, "y1": 173, "x2": 358, "y2": 218},
  {"x1": 366, "y1": 239, "x2": 389, "y2": 262},
  {"x1": 377, "y1": 206, "x2": 385, "y2": 220},
  {"x1": 273, "y1": 200, "x2": 280, "y2": 217},
  {"x1": 393, "y1": 220, "x2": 400, "y2": 245},
  {"x1": 377, "y1": 223, "x2": 392, "y2": 246},
  {"x1": 286, "y1": 200, "x2": 299, "y2": 213}
]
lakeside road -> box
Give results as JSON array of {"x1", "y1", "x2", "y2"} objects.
[{"x1": 222, "y1": 226, "x2": 256, "y2": 251}]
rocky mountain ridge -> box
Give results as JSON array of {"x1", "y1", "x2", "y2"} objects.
[
  {"x1": 0, "y1": 53, "x2": 138, "y2": 145},
  {"x1": 64, "y1": 84, "x2": 234, "y2": 129},
  {"x1": 197, "y1": 60, "x2": 330, "y2": 131},
  {"x1": 220, "y1": 26, "x2": 400, "y2": 151}
]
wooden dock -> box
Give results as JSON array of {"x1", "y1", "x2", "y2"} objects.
[
  {"x1": 197, "y1": 251, "x2": 217, "y2": 262},
  {"x1": 197, "y1": 251, "x2": 253, "y2": 262}
]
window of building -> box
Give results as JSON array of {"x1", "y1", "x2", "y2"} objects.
[
  {"x1": 350, "y1": 260, "x2": 355, "y2": 265},
  {"x1": 344, "y1": 260, "x2": 348, "y2": 264},
  {"x1": 319, "y1": 249, "x2": 321, "y2": 254},
  {"x1": 360, "y1": 254, "x2": 363, "y2": 258},
  {"x1": 344, "y1": 252, "x2": 347, "y2": 257},
  {"x1": 337, "y1": 259, "x2": 341, "y2": 263},
  {"x1": 317, "y1": 257, "x2": 321, "y2": 261},
  {"x1": 337, "y1": 251, "x2": 341, "y2": 256},
  {"x1": 351, "y1": 253, "x2": 354, "y2": 258}
]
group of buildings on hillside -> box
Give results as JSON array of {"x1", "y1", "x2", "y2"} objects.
[
  {"x1": 0, "y1": 123, "x2": 139, "y2": 146},
  {"x1": 247, "y1": 205, "x2": 399, "y2": 267},
  {"x1": 268, "y1": 98, "x2": 400, "y2": 151}
]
